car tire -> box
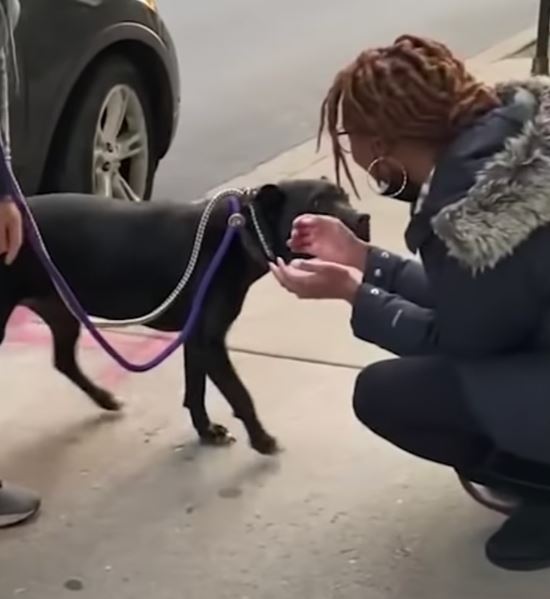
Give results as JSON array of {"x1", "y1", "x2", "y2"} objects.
[{"x1": 47, "y1": 54, "x2": 156, "y2": 201}]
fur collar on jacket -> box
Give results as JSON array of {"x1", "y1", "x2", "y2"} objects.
[{"x1": 432, "y1": 78, "x2": 550, "y2": 272}]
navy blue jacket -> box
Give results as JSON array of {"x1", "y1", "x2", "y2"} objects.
[{"x1": 350, "y1": 79, "x2": 550, "y2": 464}]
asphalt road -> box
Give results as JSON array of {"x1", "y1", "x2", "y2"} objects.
[{"x1": 154, "y1": 0, "x2": 539, "y2": 200}]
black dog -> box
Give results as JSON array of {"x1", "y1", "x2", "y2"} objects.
[{"x1": 1, "y1": 179, "x2": 370, "y2": 454}]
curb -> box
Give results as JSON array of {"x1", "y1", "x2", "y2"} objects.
[
  {"x1": 210, "y1": 138, "x2": 322, "y2": 193},
  {"x1": 470, "y1": 26, "x2": 536, "y2": 64},
  {"x1": 211, "y1": 26, "x2": 539, "y2": 193}
]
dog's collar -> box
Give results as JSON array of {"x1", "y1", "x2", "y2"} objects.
[
  {"x1": 247, "y1": 195, "x2": 275, "y2": 261},
  {"x1": 228, "y1": 187, "x2": 275, "y2": 264}
]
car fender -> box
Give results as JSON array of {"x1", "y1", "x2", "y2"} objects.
[{"x1": 33, "y1": 20, "x2": 179, "y2": 193}]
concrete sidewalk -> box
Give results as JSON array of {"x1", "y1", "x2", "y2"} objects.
[{"x1": 1, "y1": 55, "x2": 548, "y2": 599}]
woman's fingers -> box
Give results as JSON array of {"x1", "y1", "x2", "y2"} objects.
[
  {"x1": 293, "y1": 214, "x2": 337, "y2": 228},
  {"x1": 269, "y1": 259, "x2": 294, "y2": 289},
  {"x1": 278, "y1": 257, "x2": 312, "y2": 277},
  {"x1": 290, "y1": 214, "x2": 341, "y2": 244},
  {"x1": 291, "y1": 215, "x2": 320, "y2": 236},
  {"x1": 287, "y1": 232, "x2": 314, "y2": 251},
  {"x1": 275, "y1": 257, "x2": 301, "y2": 282},
  {"x1": 288, "y1": 225, "x2": 314, "y2": 246},
  {"x1": 292, "y1": 214, "x2": 316, "y2": 228},
  {"x1": 270, "y1": 257, "x2": 314, "y2": 296},
  {"x1": 288, "y1": 217, "x2": 323, "y2": 252},
  {"x1": 289, "y1": 259, "x2": 327, "y2": 273},
  {"x1": 269, "y1": 262, "x2": 285, "y2": 287}
]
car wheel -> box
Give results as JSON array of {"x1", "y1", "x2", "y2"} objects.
[{"x1": 48, "y1": 55, "x2": 156, "y2": 201}]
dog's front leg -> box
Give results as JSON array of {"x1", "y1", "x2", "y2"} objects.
[
  {"x1": 183, "y1": 343, "x2": 236, "y2": 447},
  {"x1": 203, "y1": 342, "x2": 279, "y2": 455}
]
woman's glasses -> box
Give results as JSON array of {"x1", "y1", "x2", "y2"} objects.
[{"x1": 336, "y1": 130, "x2": 352, "y2": 153}]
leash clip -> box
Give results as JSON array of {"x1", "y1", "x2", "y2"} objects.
[{"x1": 228, "y1": 212, "x2": 246, "y2": 228}]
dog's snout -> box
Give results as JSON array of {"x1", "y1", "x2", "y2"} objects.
[{"x1": 356, "y1": 214, "x2": 371, "y2": 242}]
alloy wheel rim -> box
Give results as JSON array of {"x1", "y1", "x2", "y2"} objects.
[{"x1": 93, "y1": 84, "x2": 149, "y2": 201}]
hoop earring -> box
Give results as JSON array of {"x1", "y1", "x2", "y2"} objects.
[{"x1": 366, "y1": 156, "x2": 408, "y2": 198}]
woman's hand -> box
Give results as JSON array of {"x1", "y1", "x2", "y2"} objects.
[
  {"x1": 287, "y1": 214, "x2": 368, "y2": 270},
  {"x1": 0, "y1": 198, "x2": 22, "y2": 265},
  {"x1": 270, "y1": 257, "x2": 362, "y2": 303}
]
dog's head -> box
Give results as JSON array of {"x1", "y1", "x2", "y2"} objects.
[{"x1": 249, "y1": 178, "x2": 370, "y2": 261}]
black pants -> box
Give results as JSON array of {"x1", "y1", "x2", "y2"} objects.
[
  {"x1": 353, "y1": 356, "x2": 550, "y2": 498},
  {"x1": 353, "y1": 356, "x2": 493, "y2": 471}
]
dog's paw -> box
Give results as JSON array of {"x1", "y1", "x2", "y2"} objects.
[
  {"x1": 91, "y1": 390, "x2": 123, "y2": 412},
  {"x1": 250, "y1": 433, "x2": 280, "y2": 455},
  {"x1": 200, "y1": 424, "x2": 236, "y2": 447}
]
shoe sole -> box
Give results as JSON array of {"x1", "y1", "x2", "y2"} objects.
[
  {"x1": 0, "y1": 505, "x2": 40, "y2": 528},
  {"x1": 487, "y1": 553, "x2": 550, "y2": 572}
]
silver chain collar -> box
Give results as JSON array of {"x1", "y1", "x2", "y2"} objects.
[
  {"x1": 228, "y1": 187, "x2": 274, "y2": 262},
  {"x1": 248, "y1": 199, "x2": 275, "y2": 261}
]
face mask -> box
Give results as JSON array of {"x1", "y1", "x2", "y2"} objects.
[
  {"x1": 368, "y1": 157, "x2": 421, "y2": 203},
  {"x1": 389, "y1": 178, "x2": 422, "y2": 203}
]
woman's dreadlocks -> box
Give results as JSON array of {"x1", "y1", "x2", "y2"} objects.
[{"x1": 319, "y1": 35, "x2": 500, "y2": 190}]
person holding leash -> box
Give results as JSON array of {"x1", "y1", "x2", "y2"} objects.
[
  {"x1": 0, "y1": 0, "x2": 41, "y2": 527},
  {"x1": 271, "y1": 34, "x2": 550, "y2": 571}
]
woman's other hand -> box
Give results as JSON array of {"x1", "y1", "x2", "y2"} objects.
[
  {"x1": 287, "y1": 214, "x2": 368, "y2": 270},
  {"x1": 270, "y1": 257, "x2": 361, "y2": 303}
]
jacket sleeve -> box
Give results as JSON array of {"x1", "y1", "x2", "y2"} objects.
[
  {"x1": 364, "y1": 246, "x2": 434, "y2": 308},
  {"x1": 0, "y1": 0, "x2": 20, "y2": 199},
  {"x1": 0, "y1": 133, "x2": 16, "y2": 198},
  {"x1": 351, "y1": 237, "x2": 538, "y2": 357}
]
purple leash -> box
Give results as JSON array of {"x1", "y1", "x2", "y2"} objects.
[{"x1": 3, "y1": 141, "x2": 240, "y2": 372}]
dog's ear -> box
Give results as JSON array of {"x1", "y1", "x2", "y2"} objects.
[{"x1": 255, "y1": 184, "x2": 285, "y2": 211}]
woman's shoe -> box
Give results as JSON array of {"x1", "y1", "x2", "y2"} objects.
[
  {"x1": 486, "y1": 502, "x2": 550, "y2": 571},
  {"x1": 0, "y1": 481, "x2": 41, "y2": 528}
]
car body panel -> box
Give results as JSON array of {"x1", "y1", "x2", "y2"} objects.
[{"x1": 12, "y1": 0, "x2": 179, "y2": 193}]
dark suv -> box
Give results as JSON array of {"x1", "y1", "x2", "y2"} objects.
[{"x1": 11, "y1": 0, "x2": 179, "y2": 201}]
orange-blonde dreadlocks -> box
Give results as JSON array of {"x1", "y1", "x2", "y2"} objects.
[{"x1": 318, "y1": 35, "x2": 501, "y2": 191}]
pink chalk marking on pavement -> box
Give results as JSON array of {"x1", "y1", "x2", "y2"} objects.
[{"x1": 5, "y1": 307, "x2": 178, "y2": 389}]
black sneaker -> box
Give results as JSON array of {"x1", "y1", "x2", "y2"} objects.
[
  {"x1": 0, "y1": 481, "x2": 41, "y2": 528},
  {"x1": 486, "y1": 502, "x2": 550, "y2": 571}
]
